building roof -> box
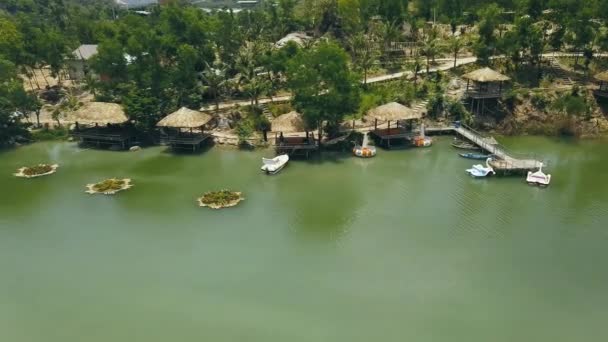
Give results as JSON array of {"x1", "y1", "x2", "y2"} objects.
[
  {"x1": 595, "y1": 71, "x2": 608, "y2": 82},
  {"x1": 462, "y1": 67, "x2": 510, "y2": 82},
  {"x1": 366, "y1": 102, "x2": 421, "y2": 121},
  {"x1": 157, "y1": 107, "x2": 213, "y2": 128},
  {"x1": 72, "y1": 44, "x2": 98, "y2": 61},
  {"x1": 72, "y1": 102, "x2": 129, "y2": 125},
  {"x1": 115, "y1": 0, "x2": 158, "y2": 9},
  {"x1": 271, "y1": 111, "x2": 306, "y2": 133},
  {"x1": 275, "y1": 32, "x2": 312, "y2": 48}
]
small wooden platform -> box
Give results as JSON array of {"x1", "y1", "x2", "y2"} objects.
[
  {"x1": 275, "y1": 134, "x2": 319, "y2": 158},
  {"x1": 370, "y1": 128, "x2": 415, "y2": 148},
  {"x1": 161, "y1": 132, "x2": 211, "y2": 151},
  {"x1": 72, "y1": 127, "x2": 137, "y2": 149}
]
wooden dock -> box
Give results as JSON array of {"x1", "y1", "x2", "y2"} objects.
[{"x1": 451, "y1": 124, "x2": 544, "y2": 173}]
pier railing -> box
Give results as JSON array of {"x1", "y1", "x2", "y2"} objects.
[{"x1": 458, "y1": 123, "x2": 546, "y2": 167}]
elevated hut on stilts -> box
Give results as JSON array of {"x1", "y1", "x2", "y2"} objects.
[
  {"x1": 156, "y1": 107, "x2": 213, "y2": 152},
  {"x1": 462, "y1": 67, "x2": 510, "y2": 116},
  {"x1": 71, "y1": 102, "x2": 137, "y2": 150},
  {"x1": 271, "y1": 111, "x2": 319, "y2": 158},
  {"x1": 367, "y1": 102, "x2": 421, "y2": 148}
]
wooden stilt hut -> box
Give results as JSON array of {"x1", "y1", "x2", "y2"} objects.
[
  {"x1": 271, "y1": 111, "x2": 318, "y2": 158},
  {"x1": 71, "y1": 102, "x2": 136, "y2": 149},
  {"x1": 157, "y1": 107, "x2": 213, "y2": 151},
  {"x1": 593, "y1": 71, "x2": 608, "y2": 99},
  {"x1": 367, "y1": 102, "x2": 421, "y2": 148},
  {"x1": 462, "y1": 67, "x2": 510, "y2": 116}
]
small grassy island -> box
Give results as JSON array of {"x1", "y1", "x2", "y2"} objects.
[
  {"x1": 14, "y1": 164, "x2": 59, "y2": 178},
  {"x1": 86, "y1": 178, "x2": 133, "y2": 195},
  {"x1": 197, "y1": 190, "x2": 244, "y2": 209}
]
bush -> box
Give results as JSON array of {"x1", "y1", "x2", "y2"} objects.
[
  {"x1": 446, "y1": 99, "x2": 472, "y2": 125},
  {"x1": 358, "y1": 93, "x2": 383, "y2": 118},
  {"x1": 235, "y1": 119, "x2": 254, "y2": 144},
  {"x1": 268, "y1": 103, "x2": 292, "y2": 118},
  {"x1": 531, "y1": 93, "x2": 549, "y2": 110},
  {"x1": 31, "y1": 127, "x2": 69, "y2": 141}
]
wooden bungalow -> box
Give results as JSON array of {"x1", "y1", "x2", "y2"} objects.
[
  {"x1": 271, "y1": 111, "x2": 318, "y2": 158},
  {"x1": 462, "y1": 67, "x2": 510, "y2": 116},
  {"x1": 367, "y1": 102, "x2": 421, "y2": 148},
  {"x1": 71, "y1": 102, "x2": 137, "y2": 149},
  {"x1": 157, "y1": 107, "x2": 213, "y2": 151},
  {"x1": 593, "y1": 71, "x2": 608, "y2": 99}
]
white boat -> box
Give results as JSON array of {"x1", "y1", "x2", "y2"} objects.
[
  {"x1": 261, "y1": 154, "x2": 289, "y2": 174},
  {"x1": 466, "y1": 158, "x2": 495, "y2": 178},
  {"x1": 526, "y1": 163, "x2": 551, "y2": 187}
]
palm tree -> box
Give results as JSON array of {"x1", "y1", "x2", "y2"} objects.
[
  {"x1": 236, "y1": 42, "x2": 266, "y2": 106},
  {"x1": 349, "y1": 33, "x2": 379, "y2": 86},
  {"x1": 200, "y1": 61, "x2": 227, "y2": 115},
  {"x1": 374, "y1": 21, "x2": 402, "y2": 68},
  {"x1": 420, "y1": 34, "x2": 442, "y2": 74},
  {"x1": 405, "y1": 53, "x2": 423, "y2": 88},
  {"x1": 448, "y1": 36, "x2": 465, "y2": 68}
]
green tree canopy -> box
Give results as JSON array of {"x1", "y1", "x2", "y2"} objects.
[{"x1": 286, "y1": 41, "x2": 360, "y2": 129}]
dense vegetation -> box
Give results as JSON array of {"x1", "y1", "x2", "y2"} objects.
[{"x1": 2, "y1": 0, "x2": 608, "y2": 145}]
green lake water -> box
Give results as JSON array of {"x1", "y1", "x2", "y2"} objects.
[{"x1": 1, "y1": 137, "x2": 607, "y2": 341}]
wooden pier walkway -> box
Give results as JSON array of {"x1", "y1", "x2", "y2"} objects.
[{"x1": 451, "y1": 124, "x2": 543, "y2": 173}]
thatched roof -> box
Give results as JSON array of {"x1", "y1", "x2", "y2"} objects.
[
  {"x1": 157, "y1": 107, "x2": 213, "y2": 128},
  {"x1": 595, "y1": 71, "x2": 608, "y2": 82},
  {"x1": 462, "y1": 67, "x2": 510, "y2": 82},
  {"x1": 271, "y1": 111, "x2": 306, "y2": 133},
  {"x1": 366, "y1": 102, "x2": 421, "y2": 121},
  {"x1": 72, "y1": 102, "x2": 128, "y2": 124}
]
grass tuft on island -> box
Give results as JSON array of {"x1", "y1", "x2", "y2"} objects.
[
  {"x1": 86, "y1": 178, "x2": 133, "y2": 195},
  {"x1": 197, "y1": 190, "x2": 244, "y2": 209},
  {"x1": 14, "y1": 164, "x2": 59, "y2": 178}
]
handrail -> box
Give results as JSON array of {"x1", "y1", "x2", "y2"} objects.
[{"x1": 457, "y1": 123, "x2": 546, "y2": 167}]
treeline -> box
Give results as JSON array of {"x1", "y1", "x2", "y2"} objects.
[{"x1": 1, "y1": 0, "x2": 608, "y2": 146}]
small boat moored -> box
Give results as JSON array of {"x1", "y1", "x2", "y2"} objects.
[
  {"x1": 526, "y1": 163, "x2": 551, "y2": 187},
  {"x1": 413, "y1": 136, "x2": 433, "y2": 147},
  {"x1": 412, "y1": 124, "x2": 432, "y2": 147},
  {"x1": 261, "y1": 154, "x2": 289, "y2": 175},
  {"x1": 459, "y1": 152, "x2": 493, "y2": 160},
  {"x1": 353, "y1": 145, "x2": 377, "y2": 158},
  {"x1": 452, "y1": 139, "x2": 480, "y2": 150},
  {"x1": 466, "y1": 158, "x2": 495, "y2": 178}
]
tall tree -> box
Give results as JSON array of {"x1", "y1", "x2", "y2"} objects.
[
  {"x1": 420, "y1": 29, "x2": 442, "y2": 74},
  {"x1": 474, "y1": 4, "x2": 502, "y2": 65},
  {"x1": 448, "y1": 36, "x2": 465, "y2": 68},
  {"x1": 349, "y1": 33, "x2": 379, "y2": 85},
  {"x1": 200, "y1": 61, "x2": 227, "y2": 114},
  {"x1": 286, "y1": 41, "x2": 360, "y2": 130}
]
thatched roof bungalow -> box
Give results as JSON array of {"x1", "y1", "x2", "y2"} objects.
[
  {"x1": 462, "y1": 67, "x2": 511, "y2": 83},
  {"x1": 70, "y1": 102, "x2": 136, "y2": 150},
  {"x1": 366, "y1": 102, "x2": 421, "y2": 122},
  {"x1": 157, "y1": 107, "x2": 213, "y2": 129},
  {"x1": 462, "y1": 67, "x2": 510, "y2": 100},
  {"x1": 271, "y1": 111, "x2": 318, "y2": 157},
  {"x1": 157, "y1": 107, "x2": 213, "y2": 151},
  {"x1": 271, "y1": 111, "x2": 306, "y2": 133},
  {"x1": 72, "y1": 102, "x2": 129, "y2": 125},
  {"x1": 367, "y1": 102, "x2": 421, "y2": 148}
]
